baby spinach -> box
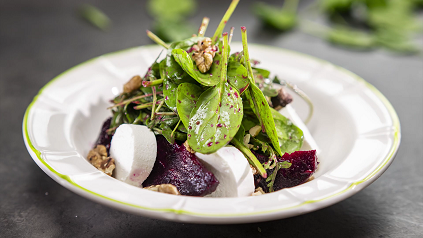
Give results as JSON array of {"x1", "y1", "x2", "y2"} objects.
[
  {"x1": 176, "y1": 83, "x2": 203, "y2": 129},
  {"x1": 270, "y1": 108, "x2": 304, "y2": 153},
  {"x1": 252, "y1": 0, "x2": 299, "y2": 31},
  {"x1": 227, "y1": 61, "x2": 250, "y2": 94},
  {"x1": 241, "y1": 27, "x2": 283, "y2": 157},
  {"x1": 187, "y1": 33, "x2": 243, "y2": 154},
  {"x1": 171, "y1": 41, "x2": 226, "y2": 86}
]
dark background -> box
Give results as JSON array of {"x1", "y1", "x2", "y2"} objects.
[{"x1": 1, "y1": 0, "x2": 422, "y2": 237}]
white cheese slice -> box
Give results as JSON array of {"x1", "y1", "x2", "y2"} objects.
[
  {"x1": 110, "y1": 124, "x2": 157, "y2": 187},
  {"x1": 279, "y1": 105, "x2": 320, "y2": 154},
  {"x1": 196, "y1": 146, "x2": 255, "y2": 197}
]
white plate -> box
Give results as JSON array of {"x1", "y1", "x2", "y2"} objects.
[{"x1": 23, "y1": 43, "x2": 400, "y2": 224}]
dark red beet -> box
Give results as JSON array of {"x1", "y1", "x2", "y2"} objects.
[
  {"x1": 253, "y1": 150, "x2": 318, "y2": 192},
  {"x1": 143, "y1": 136, "x2": 219, "y2": 196},
  {"x1": 95, "y1": 117, "x2": 113, "y2": 153}
]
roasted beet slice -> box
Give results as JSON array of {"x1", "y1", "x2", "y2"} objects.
[
  {"x1": 253, "y1": 150, "x2": 317, "y2": 192},
  {"x1": 143, "y1": 136, "x2": 219, "y2": 196},
  {"x1": 95, "y1": 117, "x2": 113, "y2": 153}
]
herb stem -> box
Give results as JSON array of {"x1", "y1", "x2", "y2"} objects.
[
  {"x1": 107, "y1": 92, "x2": 162, "y2": 109},
  {"x1": 133, "y1": 100, "x2": 163, "y2": 110},
  {"x1": 142, "y1": 78, "x2": 164, "y2": 87},
  {"x1": 171, "y1": 120, "x2": 182, "y2": 139},
  {"x1": 155, "y1": 100, "x2": 165, "y2": 113},
  {"x1": 155, "y1": 112, "x2": 177, "y2": 115},
  {"x1": 228, "y1": 27, "x2": 234, "y2": 44},
  {"x1": 211, "y1": 0, "x2": 239, "y2": 45},
  {"x1": 232, "y1": 138, "x2": 267, "y2": 178},
  {"x1": 146, "y1": 30, "x2": 170, "y2": 49},
  {"x1": 284, "y1": 81, "x2": 314, "y2": 124},
  {"x1": 150, "y1": 86, "x2": 157, "y2": 120},
  {"x1": 198, "y1": 17, "x2": 210, "y2": 37}
]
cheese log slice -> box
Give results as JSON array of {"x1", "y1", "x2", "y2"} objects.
[
  {"x1": 279, "y1": 105, "x2": 320, "y2": 154},
  {"x1": 110, "y1": 124, "x2": 157, "y2": 187},
  {"x1": 196, "y1": 146, "x2": 255, "y2": 197}
]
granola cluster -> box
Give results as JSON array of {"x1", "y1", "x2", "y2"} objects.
[{"x1": 191, "y1": 38, "x2": 218, "y2": 73}]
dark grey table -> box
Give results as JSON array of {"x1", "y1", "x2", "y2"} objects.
[{"x1": 1, "y1": 0, "x2": 422, "y2": 237}]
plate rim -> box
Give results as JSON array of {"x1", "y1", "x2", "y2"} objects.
[{"x1": 22, "y1": 44, "x2": 401, "y2": 223}]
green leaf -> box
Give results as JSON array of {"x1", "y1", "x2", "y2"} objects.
[
  {"x1": 79, "y1": 4, "x2": 111, "y2": 31},
  {"x1": 172, "y1": 42, "x2": 227, "y2": 86},
  {"x1": 148, "y1": 0, "x2": 196, "y2": 21},
  {"x1": 252, "y1": 1, "x2": 298, "y2": 31},
  {"x1": 233, "y1": 124, "x2": 246, "y2": 142},
  {"x1": 270, "y1": 108, "x2": 304, "y2": 153},
  {"x1": 227, "y1": 61, "x2": 250, "y2": 94},
  {"x1": 253, "y1": 67, "x2": 270, "y2": 79},
  {"x1": 244, "y1": 83, "x2": 283, "y2": 156},
  {"x1": 327, "y1": 27, "x2": 376, "y2": 49},
  {"x1": 176, "y1": 83, "x2": 203, "y2": 129},
  {"x1": 160, "y1": 39, "x2": 200, "y2": 111},
  {"x1": 187, "y1": 83, "x2": 243, "y2": 153},
  {"x1": 187, "y1": 33, "x2": 243, "y2": 154}
]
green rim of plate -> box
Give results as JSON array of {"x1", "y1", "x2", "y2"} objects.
[{"x1": 23, "y1": 44, "x2": 401, "y2": 218}]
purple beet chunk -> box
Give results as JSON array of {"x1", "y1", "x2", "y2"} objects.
[
  {"x1": 142, "y1": 136, "x2": 219, "y2": 196},
  {"x1": 95, "y1": 117, "x2": 112, "y2": 153},
  {"x1": 252, "y1": 150, "x2": 318, "y2": 192},
  {"x1": 273, "y1": 150, "x2": 317, "y2": 191}
]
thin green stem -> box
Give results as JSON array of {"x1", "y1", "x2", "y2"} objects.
[
  {"x1": 150, "y1": 86, "x2": 157, "y2": 120},
  {"x1": 171, "y1": 120, "x2": 182, "y2": 139},
  {"x1": 155, "y1": 100, "x2": 165, "y2": 113},
  {"x1": 155, "y1": 112, "x2": 177, "y2": 115},
  {"x1": 198, "y1": 17, "x2": 210, "y2": 37},
  {"x1": 146, "y1": 30, "x2": 170, "y2": 49},
  {"x1": 133, "y1": 100, "x2": 163, "y2": 110},
  {"x1": 232, "y1": 138, "x2": 267, "y2": 178},
  {"x1": 284, "y1": 81, "x2": 314, "y2": 124},
  {"x1": 142, "y1": 78, "x2": 163, "y2": 87},
  {"x1": 228, "y1": 27, "x2": 234, "y2": 44},
  {"x1": 211, "y1": 0, "x2": 240, "y2": 45},
  {"x1": 107, "y1": 92, "x2": 162, "y2": 109}
]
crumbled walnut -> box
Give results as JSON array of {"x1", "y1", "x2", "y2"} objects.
[
  {"x1": 191, "y1": 38, "x2": 218, "y2": 73},
  {"x1": 87, "y1": 145, "x2": 115, "y2": 176},
  {"x1": 249, "y1": 125, "x2": 262, "y2": 137},
  {"x1": 271, "y1": 87, "x2": 293, "y2": 110},
  {"x1": 250, "y1": 165, "x2": 258, "y2": 175},
  {"x1": 183, "y1": 140, "x2": 195, "y2": 153},
  {"x1": 123, "y1": 75, "x2": 142, "y2": 93},
  {"x1": 252, "y1": 187, "x2": 265, "y2": 196},
  {"x1": 144, "y1": 184, "x2": 181, "y2": 195}
]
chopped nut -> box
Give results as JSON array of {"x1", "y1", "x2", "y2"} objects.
[
  {"x1": 249, "y1": 125, "x2": 262, "y2": 137},
  {"x1": 250, "y1": 164, "x2": 258, "y2": 175},
  {"x1": 271, "y1": 87, "x2": 293, "y2": 110},
  {"x1": 243, "y1": 134, "x2": 251, "y2": 146},
  {"x1": 252, "y1": 187, "x2": 265, "y2": 196},
  {"x1": 183, "y1": 140, "x2": 195, "y2": 153},
  {"x1": 191, "y1": 37, "x2": 218, "y2": 73},
  {"x1": 144, "y1": 184, "x2": 181, "y2": 195},
  {"x1": 123, "y1": 75, "x2": 142, "y2": 93},
  {"x1": 87, "y1": 145, "x2": 115, "y2": 176}
]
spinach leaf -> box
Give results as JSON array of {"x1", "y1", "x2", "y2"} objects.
[
  {"x1": 241, "y1": 27, "x2": 283, "y2": 156},
  {"x1": 227, "y1": 61, "x2": 250, "y2": 94},
  {"x1": 172, "y1": 40, "x2": 227, "y2": 86},
  {"x1": 270, "y1": 108, "x2": 304, "y2": 153},
  {"x1": 78, "y1": 4, "x2": 111, "y2": 31},
  {"x1": 187, "y1": 33, "x2": 243, "y2": 154},
  {"x1": 148, "y1": 0, "x2": 196, "y2": 21},
  {"x1": 176, "y1": 83, "x2": 203, "y2": 129},
  {"x1": 252, "y1": 0, "x2": 298, "y2": 31}
]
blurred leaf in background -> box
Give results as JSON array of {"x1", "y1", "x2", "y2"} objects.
[
  {"x1": 253, "y1": 0, "x2": 423, "y2": 54},
  {"x1": 78, "y1": 4, "x2": 111, "y2": 31},
  {"x1": 253, "y1": 0, "x2": 299, "y2": 31},
  {"x1": 148, "y1": 0, "x2": 197, "y2": 42}
]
